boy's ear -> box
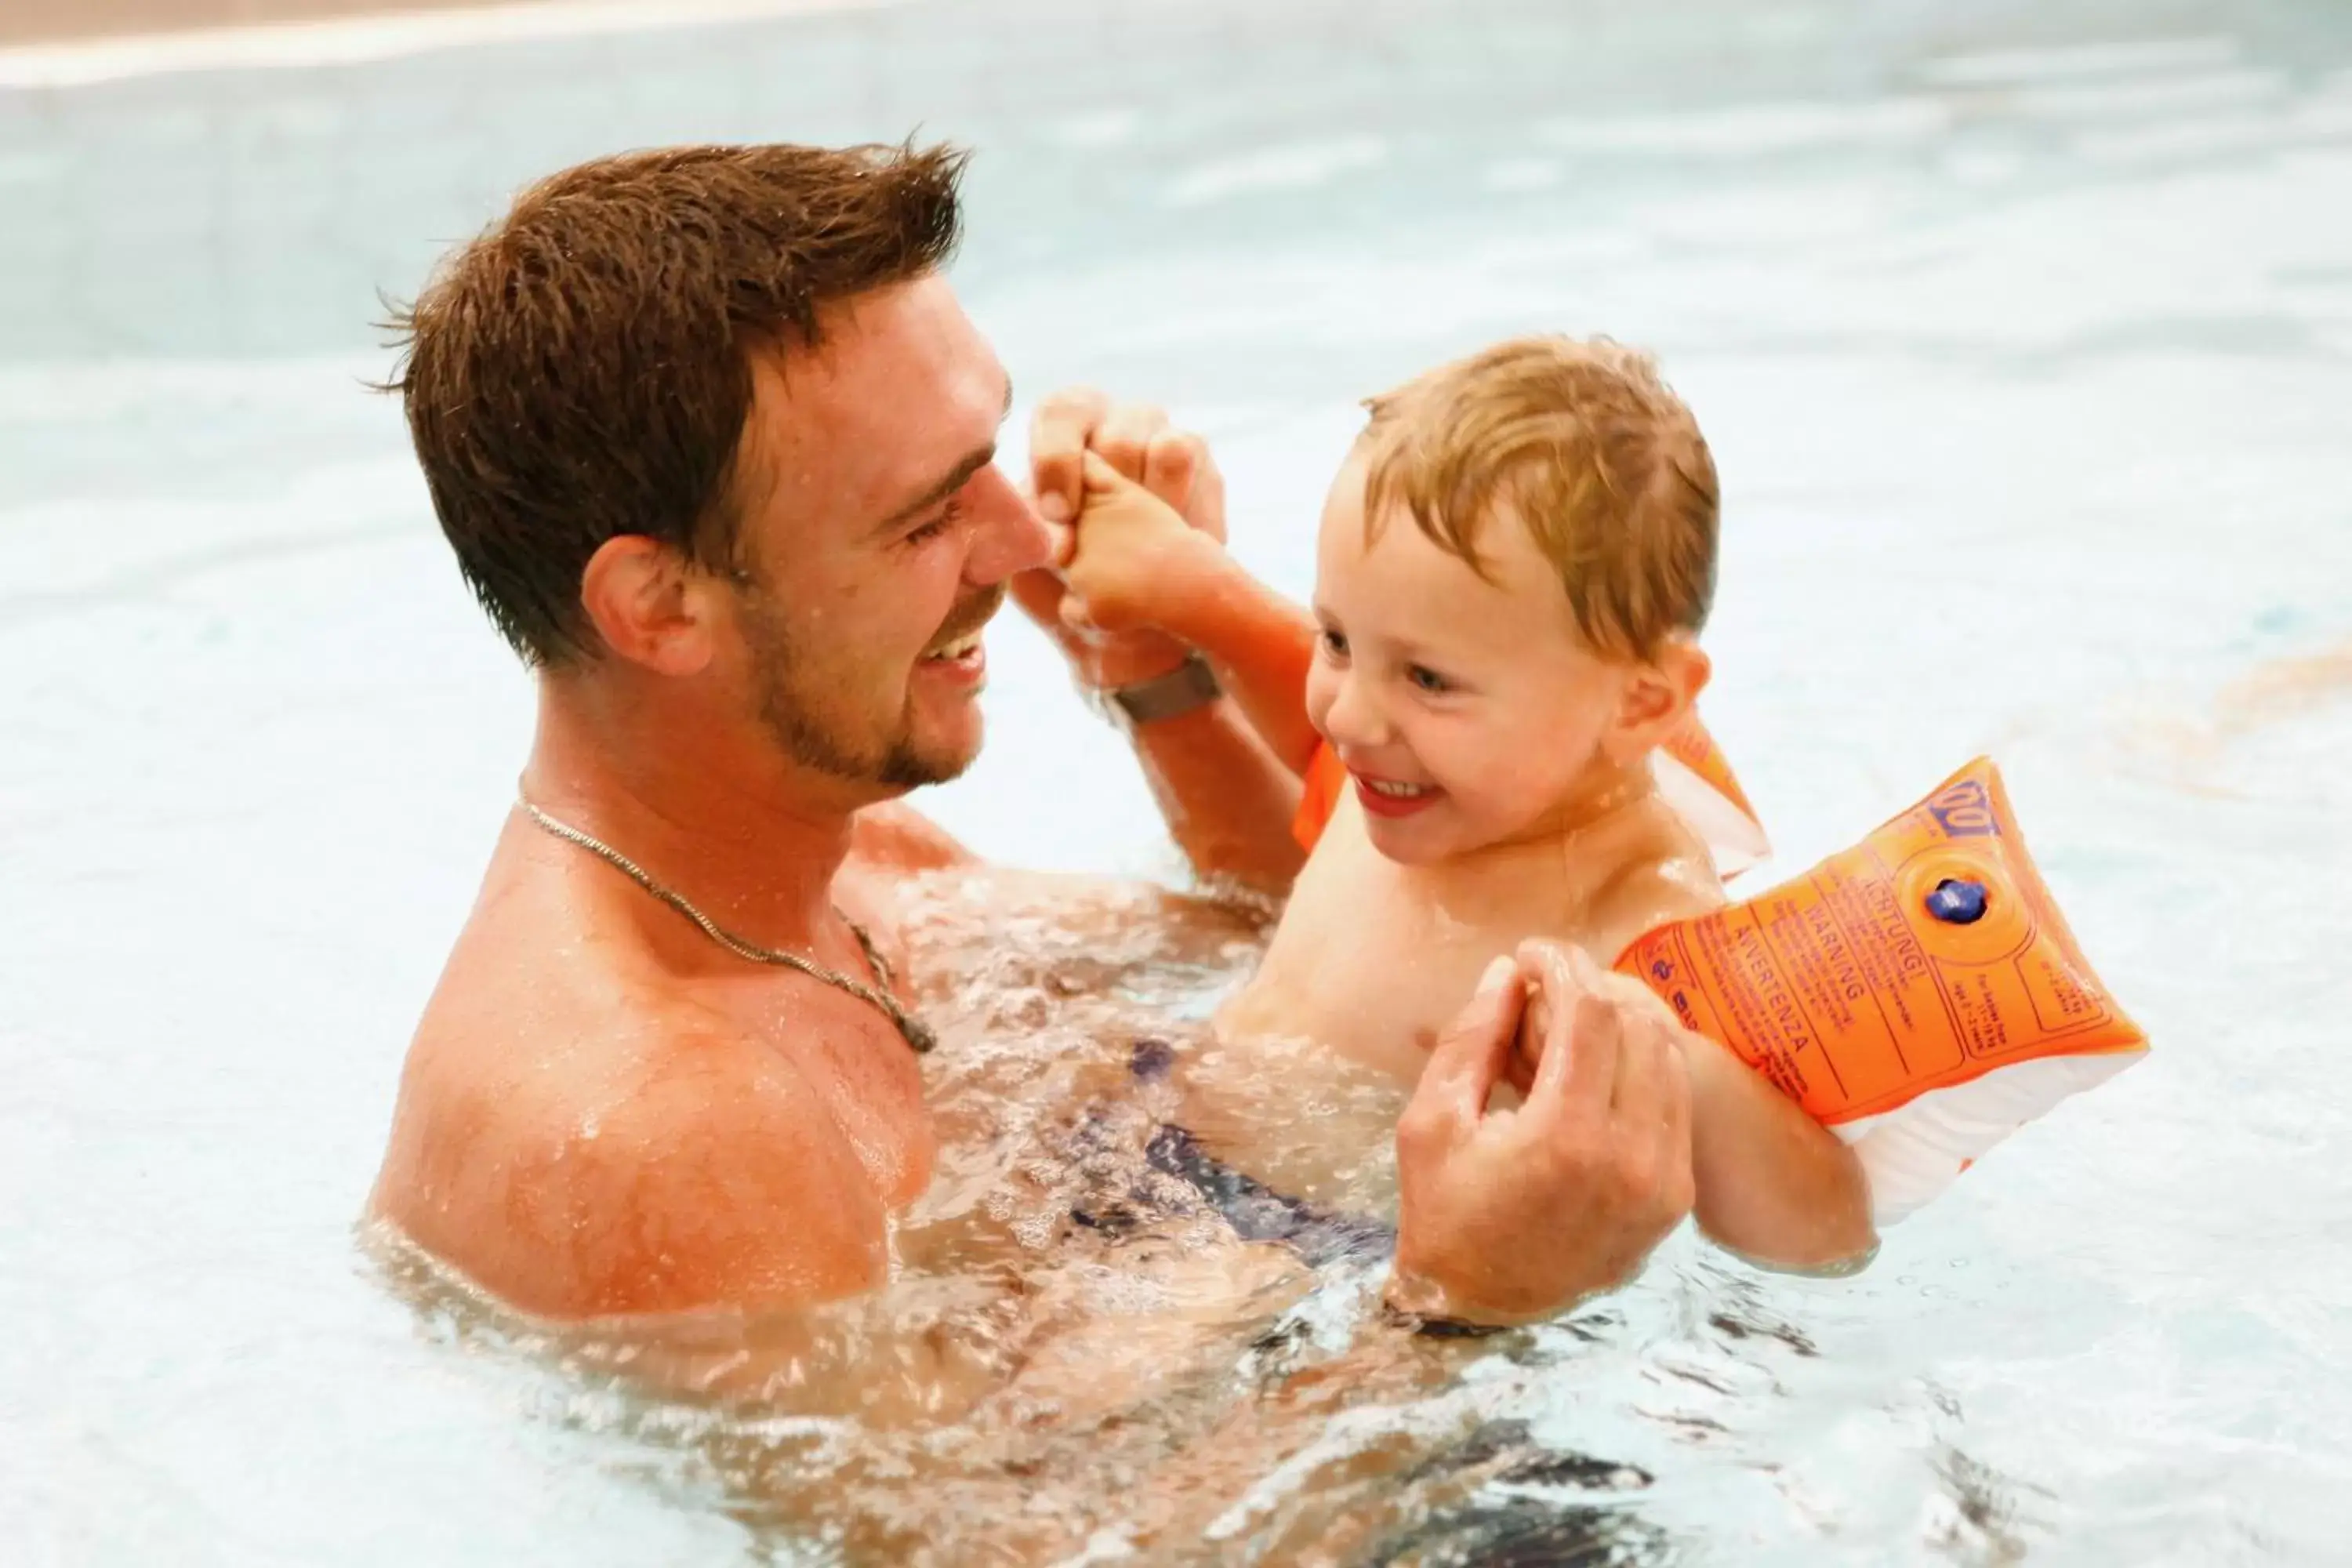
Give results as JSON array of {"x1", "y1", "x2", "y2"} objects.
[
  {"x1": 1604, "y1": 636, "x2": 1711, "y2": 764},
  {"x1": 579, "y1": 535, "x2": 723, "y2": 677}
]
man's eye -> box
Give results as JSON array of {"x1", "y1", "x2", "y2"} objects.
[
  {"x1": 1406, "y1": 664, "x2": 1450, "y2": 694},
  {"x1": 905, "y1": 498, "x2": 964, "y2": 546}
]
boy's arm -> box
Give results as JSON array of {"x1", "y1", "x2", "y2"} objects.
[
  {"x1": 1063, "y1": 455, "x2": 1326, "y2": 776},
  {"x1": 1573, "y1": 889, "x2": 1877, "y2": 1272},
  {"x1": 1674, "y1": 1034, "x2": 1878, "y2": 1270}
]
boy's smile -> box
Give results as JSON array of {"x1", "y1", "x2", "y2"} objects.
[{"x1": 1352, "y1": 769, "x2": 1445, "y2": 818}]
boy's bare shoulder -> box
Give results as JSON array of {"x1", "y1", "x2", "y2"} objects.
[{"x1": 1571, "y1": 805, "x2": 1728, "y2": 964}]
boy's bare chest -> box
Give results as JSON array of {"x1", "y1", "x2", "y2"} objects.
[{"x1": 1225, "y1": 840, "x2": 1580, "y2": 1084}]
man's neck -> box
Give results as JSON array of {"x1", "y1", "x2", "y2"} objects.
[{"x1": 518, "y1": 673, "x2": 868, "y2": 945}]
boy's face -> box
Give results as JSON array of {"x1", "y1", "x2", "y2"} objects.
[{"x1": 1305, "y1": 448, "x2": 1639, "y2": 866}]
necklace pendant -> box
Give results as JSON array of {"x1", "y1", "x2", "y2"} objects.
[{"x1": 903, "y1": 1015, "x2": 938, "y2": 1055}]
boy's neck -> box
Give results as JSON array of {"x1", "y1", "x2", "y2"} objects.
[
  {"x1": 1424, "y1": 754, "x2": 1664, "y2": 882},
  {"x1": 1512, "y1": 753, "x2": 1658, "y2": 847}
]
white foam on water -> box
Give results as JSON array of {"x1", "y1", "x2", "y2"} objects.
[{"x1": 1916, "y1": 34, "x2": 2241, "y2": 88}]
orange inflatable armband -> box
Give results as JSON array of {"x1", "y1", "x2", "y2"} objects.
[
  {"x1": 1614, "y1": 757, "x2": 2146, "y2": 1221},
  {"x1": 1655, "y1": 711, "x2": 1770, "y2": 877},
  {"x1": 1292, "y1": 744, "x2": 1352, "y2": 853},
  {"x1": 1290, "y1": 710, "x2": 1769, "y2": 874}
]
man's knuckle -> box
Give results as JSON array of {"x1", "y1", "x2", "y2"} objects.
[
  {"x1": 1396, "y1": 1106, "x2": 1447, "y2": 1156},
  {"x1": 1543, "y1": 1135, "x2": 1595, "y2": 1184},
  {"x1": 1596, "y1": 1140, "x2": 1645, "y2": 1196},
  {"x1": 1040, "y1": 384, "x2": 1103, "y2": 416},
  {"x1": 1147, "y1": 430, "x2": 1195, "y2": 467}
]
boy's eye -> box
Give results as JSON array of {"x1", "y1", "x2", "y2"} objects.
[
  {"x1": 1406, "y1": 664, "x2": 1450, "y2": 694},
  {"x1": 1319, "y1": 629, "x2": 1349, "y2": 658}
]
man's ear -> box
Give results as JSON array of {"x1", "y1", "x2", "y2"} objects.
[
  {"x1": 579, "y1": 535, "x2": 720, "y2": 677},
  {"x1": 1602, "y1": 636, "x2": 1712, "y2": 765}
]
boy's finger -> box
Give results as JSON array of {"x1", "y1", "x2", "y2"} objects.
[
  {"x1": 1028, "y1": 387, "x2": 1111, "y2": 524},
  {"x1": 1080, "y1": 450, "x2": 1132, "y2": 496}
]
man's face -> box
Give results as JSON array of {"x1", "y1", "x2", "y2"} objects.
[{"x1": 720, "y1": 276, "x2": 1048, "y2": 796}]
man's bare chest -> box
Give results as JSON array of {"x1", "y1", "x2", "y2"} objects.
[{"x1": 700, "y1": 967, "x2": 935, "y2": 1207}]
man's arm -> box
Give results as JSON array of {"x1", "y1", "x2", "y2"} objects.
[
  {"x1": 1118, "y1": 687, "x2": 1310, "y2": 892},
  {"x1": 1018, "y1": 390, "x2": 1309, "y2": 893},
  {"x1": 1060, "y1": 455, "x2": 1324, "y2": 775},
  {"x1": 569, "y1": 1035, "x2": 895, "y2": 1316}
]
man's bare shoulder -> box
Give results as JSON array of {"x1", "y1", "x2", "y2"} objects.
[
  {"x1": 371, "y1": 840, "x2": 891, "y2": 1319},
  {"x1": 848, "y1": 800, "x2": 977, "y2": 874}
]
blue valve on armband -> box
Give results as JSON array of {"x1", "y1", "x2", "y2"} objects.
[{"x1": 1926, "y1": 877, "x2": 1989, "y2": 925}]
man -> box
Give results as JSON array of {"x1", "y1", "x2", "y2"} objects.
[{"x1": 367, "y1": 141, "x2": 1694, "y2": 1343}]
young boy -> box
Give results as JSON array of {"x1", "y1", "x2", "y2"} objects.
[{"x1": 1057, "y1": 336, "x2": 1874, "y2": 1269}]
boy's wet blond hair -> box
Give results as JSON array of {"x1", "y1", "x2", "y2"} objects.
[{"x1": 1359, "y1": 335, "x2": 1718, "y2": 664}]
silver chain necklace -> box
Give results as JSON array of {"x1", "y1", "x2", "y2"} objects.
[{"x1": 516, "y1": 798, "x2": 935, "y2": 1055}]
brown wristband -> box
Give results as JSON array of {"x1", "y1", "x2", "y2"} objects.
[
  {"x1": 1377, "y1": 1299, "x2": 1512, "y2": 1339},
  {"x1": 1094, "y1": 651, "x2": 1222, "y2": 733}
]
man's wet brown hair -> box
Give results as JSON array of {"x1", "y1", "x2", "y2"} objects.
[
  {"x1": 383, "y1": 141, "x2": 967, "y2": 666},
  {"x1": 1359, "y1": 336, "x2": 1719, "y2": 664}
]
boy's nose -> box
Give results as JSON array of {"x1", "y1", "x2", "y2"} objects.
[
  {"x1": 1319, "y1": 670, "x2": 1390, "y2": 750},
  {"x1": 962, "y1": 463, "x2": 1054, "y2": 584}
]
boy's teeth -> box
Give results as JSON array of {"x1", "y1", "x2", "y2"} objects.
[
  {"x1": 1365, "y1": 779, "x2": 1430, "y2": 798},
  {"x1": 927, "y1": 635, "x2": 980, "y2": 660}
]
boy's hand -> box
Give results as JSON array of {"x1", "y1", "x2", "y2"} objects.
[
  {"x1": 1059, "y1": 453, "x2": 1218, "y2": 637},
  {"x1": 1014, "y1": 389, "x2": 1225, "y2": 690},
  {"x1": 1025, "y1": 387, "x2": 1227, "y2": 553}
]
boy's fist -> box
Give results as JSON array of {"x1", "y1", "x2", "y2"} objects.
[{"x1": 1059, "y1": 452, "x2": 1220, "y2": 637}]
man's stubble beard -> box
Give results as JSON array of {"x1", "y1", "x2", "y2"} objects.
[{"x1": 741, "y1": 587, "x2": 996, "y2": 792}]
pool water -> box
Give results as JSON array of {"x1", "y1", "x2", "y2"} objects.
[{"x1": 4, "y1": 0, "x2": 2350, "y2": 1562}]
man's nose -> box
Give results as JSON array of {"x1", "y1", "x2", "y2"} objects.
[{"x1": 961, "y1": 463, "x2": 1054, "y2": 584}]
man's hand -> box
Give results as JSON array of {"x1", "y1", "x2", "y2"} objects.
[
  {"x1": 1388, "y1": 940, "x2": 1697, "y2": 1326},
  {"x1": 1504, "y1": 947, "x2": 1683, "y2": 1096},
  {"x1": 1013, "y1": 388, "x2": 1227, "y2": 690}
]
